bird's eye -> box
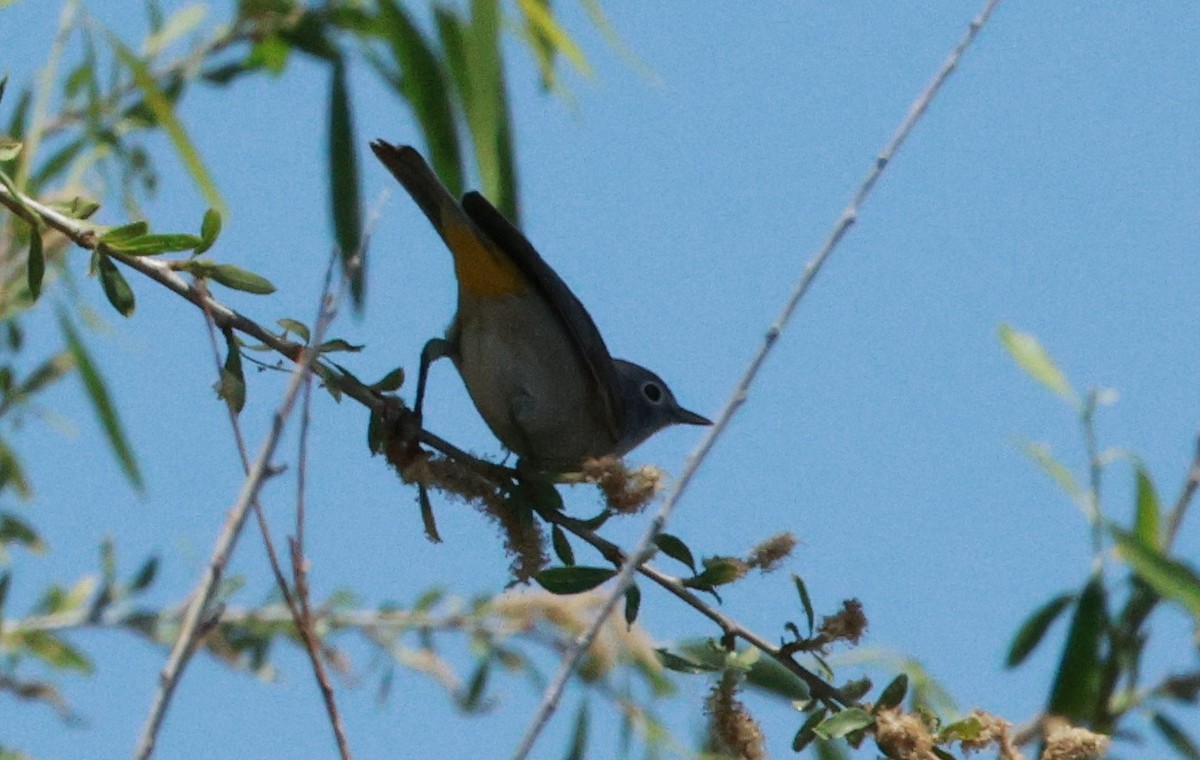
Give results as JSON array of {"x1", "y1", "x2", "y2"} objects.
[{"x1": 642, "y1": 381, "x2": 664, "y2": 404}]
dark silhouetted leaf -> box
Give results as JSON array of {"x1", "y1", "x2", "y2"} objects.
[
  {"x1": 97, "y1": 254, "x2": 135, "y2": 316},
  {"x1": 327, "y1": 56, "x2": 364, "y2": 306},
  {"x1": 564, "y1": 700, "x2": 589, "y2": 760},
  {"x1": 1154, "y1": 712, "x2": 1200, "y2": 760},
  {"x1": 792, "y1": 708, "x2": 828, "y2": 752},
  {"x1": 534, "y1": 566, "x2": 614, "y2": 595},
  {"x1": 1047, "y1": 573, "x2": 1106, "y2": 721},
  {"x1": 27, "y1": 225, "x2": 44, "y2": 300},
  {"x1": 217, "y1": 329, "x2": 245, "y2": 414},
  {"x1": 653, "y1": 532, "x2": 695, "y2": 573},
  {"x1": 875, "y1": 673, "x2": 909, "y2": 711},
  {"x1": 1006, "y1": 592, "x2": 1074, "y2": 668},
  {"x1": 551, "y1": 524, "x2": 574, "y2": 566},
  {"x1": 654, "y1": 648, "x2": 716, "y2": 674},
  {"x1": 623, "y1": 583, "x2": 640, "y2": 626},
  {"x1": 370, "y1": 366, "x2": 406, "y2": 391},
  {"x1": 794, "y1": 573, "x2": 815, "y2": 635}
]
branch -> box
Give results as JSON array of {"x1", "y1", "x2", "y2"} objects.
[{"x1": 511, "y1": 0, "x2": 1008, "y2": 755}]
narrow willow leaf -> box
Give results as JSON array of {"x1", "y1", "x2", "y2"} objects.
[
  {"x1": 57, "y1": 311, "x2": 143, "y2": 491},
  {"x1": 19, "y1": 630, "x2": 94, "y2": 674},
  {"x1": 196, "y1": 207, "x2": 221, "y2": 253},
  {"x1": 793, "y1": 573, "x2": 816, "y2": 634},
  {"x1": 418, "y1": 484, "x2": 441, "y2": 543},
  {"x1": 105, "y1": 233, "x2": 203, "y2": 255},
  {"x1": 27, "y1": 225, "x2": 44, "y2": 300},
  {"x1": 534, "y1": 566, "x2": 615, "y2": 595},
  {"x1": 812, "y1": 708, "x2": 875, "y2": 740},
  {"x1": 1113, "y1": 528, "x2": 1200, "y2": 620},
  {"x1": 550, "y1": 524, "x2": 575, "y2": 566},
  {"x1": 327, "y1": 56, "x2": 364, "y2": 306},
  {"x1": 461, "y1": 0, "x2": 516, "y2": 219},
  {"x1": 379, "y1": 0, "x2": 463, "y2": 193},
  {"x1": 369, "y1": 367, "x2": 405, "y2": 392},
  {"x1": 1006, "y1": 592, "x2": 1075, "y2": 668},
  {"x1": 460, "y1": 658, "x2": 491, "y2": 711},
  {"x1": 1047, "y1": 573, "x2": 1106, "y2": 720},
  {"x1": 205, "y1": 263, "x2": 276, "y2": 294},
  {"x1": 18, "y1": 352, "x2": 74, "y2": 397},
  {"x1": 1135, "y1": 465, "x2": 1162, "y2": 549},
  {"x1": 0, "y1": 512, "x2": 45, "y2": 552},
  {"x1": 0, "y1": 138, "x2": 22, "y2": 161},
  {"x1": 316, "y1": 338, "x2": 363, "y2": 353},
  {"x1": 217, "y1": 329, "x2": 245, "y2": 414},
  {"x1": 129, "y1": 556, "x2": 159, "y2": 592},
  {"x1": 99, "y1": 221, "x2": 149, "y2": 243},
  {"x1": 654, "y1": 648, "x2": 716, "y2": 674},
  {"x1": 792, "y1": 708, "x2": 828, "y2": 752},
  {"x1": 623, "y1": 583, "x2": 640, "y2": 626},
  {"x1": 653, "y1": 533, "x2": 695, "y2": 573},
  {"x1": 1154, "y1": 712, "x2": 1200, "y2": 760},
  {"x1": 97, "y1": 254, "x2": 135, "y2": 316},
  {"x1": 109, "y1": 37, "x2": 226, "y2": 213},
  {"x1": 277, "y1": 318, "x2": 311, "y2": 344},
  {"x1": 997, "y1": 324, "x2": 1077, "y2": 405},
  {"x1": 564, "y1": 700, "x2": 589, "y2": 760},
  {"x1": 875, "y1": 673, "x2": 909, "y2": 712}
]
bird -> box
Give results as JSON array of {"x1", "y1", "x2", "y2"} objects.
[{"x1": 370, "y1": 141, "x2": 710, "y2": 472}]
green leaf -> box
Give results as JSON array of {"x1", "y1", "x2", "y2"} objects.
[
  {"x1": 369, "y1": 366, "x2": 406, "y2": 392},
  {"x1": 653, "y1": 532, "x2": 696, "y2": 573},
  {"x1": 217, "y1": 329, "x2": 245, "y2": 414},
  {"x1": 812, "y1": 708, "x2": 875, "y2": 740},
  {"x1": 105, "y1": 233, "x2": 204, "y2": 255},
  {"x1": 18, "y1": 352, "x2": 75, "y2": 397},
  {"x1": 57, "y1": 311, "x2": 143, "y2": 491},
  {"x1": 939, "y1": 715, "x2": 984, "y2": 742},
  {"x1": 0, "y1": 512, "x2": 45, "y2": 552},
  {"x1": 875, "y1": 673, "x2": 909, "y2": 712},
  {"x1": 0, "y1": 571, "x2": 9, "y2": 614},
  {"x1": 19, "y1": 630, "x2": 94, "y2": 674},
  {"x1": 793, "y1": 573, "x2": 816, "y2": 635},
  {"x1": 1113, "y1": 528, "x2": 1200, "y2": 620},
  {"x1": 534, "y1": 566, "x2": 615, "y2": 595},
  {"x1": 1154, "y1": 712, "x2": 1200, "y2": 760},
  {"x1": 0, "y1": 137, "x2": 21, "y2": 161},
  {"x1": 460, "y1": 0, "x2": 516, "y2": 220},
  {"x1": 328, "y1": 56, "x2": 364, "y2": 307},
  {"x1": 1047, "y1": 573, "x2": 1107, "y2": 721},
  {"x1": 109, "y1": 36, "x2": 226, "y2": 214},
  {"x1": 316, "y1": 338, "x2": 363, "y2": 353},
  {"x1": 564, "y1": 700, "x2": 589, "y2": 760},
  {"x1": 129, "y1": 556, "x2": 158, "y2": 592},
  {"x1": 196, "y1": 208, "x2": 221, "y2": 253},
  {"x1": 99, "y1": 221, "x2": 149, "y2": 243},
  {"x1": 550, "y1": 524, "x2": 575, "y2": 566},
  {"x1": 654, "y1": 648, "x2": 717, "y2": 674},
  {"x1": 1135, "y1": 464, "x2": 1162, "y2": 549},
  {"x1": 792, "y1": 708, "x2": 828, "y2": 752},
  {"x1": 27, "y1": 225, "x2": 44, "y2": 300},
  {"x1": 97, "y1": 254, "x2": 135, "y2": 317},
  {"x1": 1006, "y1": 592, "x2": 1075, "y2": 668},
  {"x1": 417, "y1": 484, "x2": 441, "y2": 543},
  {"x1": 998, "y1": 324, "x2": 1077, "y2": 405},
  {"x1": 688, "y1": 556, "x2": 745, "y2": 588},
  {"x1": 460, "y1": 658, "x2": 491, "y2": 712},
  {"x1": 277, "y1": 318, "x2": 311, "y2": 344},
  {"x1": 379, "y1": 0, "x2": 463, "y2": 194},
  {"x1": 204, "y1": 263, "x2": 276, "y2": 294},
  {"x1": 623, "y1": 583, "x2": 640, "y2": 626}
]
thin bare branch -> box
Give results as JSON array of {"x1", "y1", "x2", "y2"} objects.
[{"x1": 509, "y1": 1, "x2": 1008, "y2": 756}]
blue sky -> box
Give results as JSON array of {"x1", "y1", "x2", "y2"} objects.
[{"x1": 4, "y1": 1, "x2": 1200, "y2": 758}]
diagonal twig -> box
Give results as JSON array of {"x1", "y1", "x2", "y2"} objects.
[{"x1": 509, "y1": 0, "x2": 1008, "y2": 756}]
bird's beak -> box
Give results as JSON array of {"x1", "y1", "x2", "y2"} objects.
[{"x1": 673, "y1": 406, "x2": 713, "y2": 426}]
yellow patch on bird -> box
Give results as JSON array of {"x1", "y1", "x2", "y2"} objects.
[{"x1": 444, "y1": 221, "x2": 528, "y2": 298}]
